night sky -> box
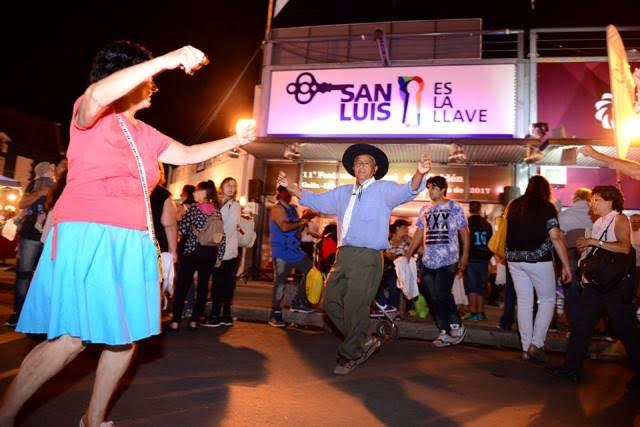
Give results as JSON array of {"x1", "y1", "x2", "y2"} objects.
[{"x1": 1, "y1": 0, "x2": 639, "y2": 146}]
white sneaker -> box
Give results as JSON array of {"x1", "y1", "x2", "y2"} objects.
[
  {"x1": 448, "y1": 324, "x2": 467, "y2": 345},
  {"x1": 80, "y1": 418, "x2": 114, "y2": 427},
  {"x1": 375, "y1": 301, "x2": 389, "y2": 311},
  {"x1": 432, "y1": 330, "x2": 452, "y2": 348},
  {"x1": 374, "y1": 301, "x2": 398, "y2": 313}
]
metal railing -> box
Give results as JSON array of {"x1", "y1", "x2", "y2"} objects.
[
  {"x1": 266, "y1": 28, "x2": 525, "y2": 66},
  {"x1": 531, "y1": 26, "x2": 640, "y2": 60}
]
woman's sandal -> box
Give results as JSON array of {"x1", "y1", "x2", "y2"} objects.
[{"x1": 166, "y1": 321, "x2": 180, "y2": 332}]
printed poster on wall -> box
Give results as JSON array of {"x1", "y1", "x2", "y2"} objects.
[
  {"x1": 537, "y1": 61, "x2": 639, "y2": 141},
  {"x1": 267, "y1": 64, "x2": 516, "y2": 137}
]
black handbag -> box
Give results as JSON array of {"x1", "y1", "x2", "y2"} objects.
[{"x1": 579, "y1": 217, "x2": 635, "y2": 293}]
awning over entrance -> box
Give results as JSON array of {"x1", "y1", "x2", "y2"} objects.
[
  {"x1": 0, "y1": 175, "x2": 21, "y2": 188},
  {"x1": 243, "y1": 137, "x2": 640, "y2": 166}
]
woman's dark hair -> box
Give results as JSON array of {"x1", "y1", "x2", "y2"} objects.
[
  {"x1": 89, "y1": 41, "x2": 153, "y2": 84},
  {"x1": 45, "y1": 170, "x2": 68, "y2": 211},
  {"x1": 181, "y1": 184, "x2": 196, "y2": 205},
  {"x1": 389, "y1": 219, "x2": 410, "y2": 236},
  {"x1": 197, "y1": 180, "x2": 220, "y2": 209},
  {"x1": 523, "y1": 175, "x2": 552, "y2": 201},
  {"x1": 220, "y1": 177, "x2": 238, "y2": 200},
  {"x1": 592, "y1": 185, "x2": 624, "y2": 212},
  {"x1": 510, "y1": 175, "x2": 554, "y2": 219},
  {"x1": 322, "y1": 222, "x2": 337, "y2": 237}
]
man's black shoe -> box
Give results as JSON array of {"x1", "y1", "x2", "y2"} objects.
[{"x1": 545, "y1": 365, "x2": 581, "y2": 384}]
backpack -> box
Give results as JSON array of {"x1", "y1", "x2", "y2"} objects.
[{"x1": 193, "y1": 214, "x2": 224, "y2": 246}]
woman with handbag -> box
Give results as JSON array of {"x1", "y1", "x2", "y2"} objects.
[
  {"x1": 0, "y1": 41, "x2": 255, "y2": 427},
  {"x1": 505, "y1": 176, "x2": 572, "y2": 363},
  {"x1": 547, "y1": 186, "x2": 640, "y2": 391},
  {"x1": 170, "y1": 180, "x2": 225, "y2": 332},
  {"x1": 201, "y1": 177, "x2": 242, "y2": 328}
]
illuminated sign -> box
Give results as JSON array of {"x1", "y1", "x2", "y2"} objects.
[
  {"x1": 301, "y1": 163, "x2": 340, "y2": 193},
  {"x1": 468, "y1": 167, "x2": 513, "y2": 202},
  {"x1": 381, "y1": 164, "x2": 466, "y2": 201},
  {"x1": 267, "y1": 64, "x2": 516, "y2": 137},
  {"x1": 305, "y1": 163, "x2": 512, "y2": 203}
]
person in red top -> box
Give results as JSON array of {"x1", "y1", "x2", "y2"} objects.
[{"x1": 0, "y1": 41, "x2": 255, "y2": 427}]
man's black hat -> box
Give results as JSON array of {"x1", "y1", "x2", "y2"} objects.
[{"x1": 341, "y1": 144, "x2": 389, "y2": 180}]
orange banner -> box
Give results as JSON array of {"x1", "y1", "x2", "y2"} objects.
[{"x1": 606, "y1": 25, "x2": 638, "y2": 159}]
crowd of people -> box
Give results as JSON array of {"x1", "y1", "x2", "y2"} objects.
[
  {"x1": 275, "y1": 143, "x2": 640, "y2": 392},
  {"x1": 0, "y1": 40, "x2": 639, "y2": 426}
]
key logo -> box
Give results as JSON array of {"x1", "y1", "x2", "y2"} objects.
[
  {"x1": 285, "y1": 72, "x2": 425, "y2": 126},
  {"x1": 397, "y1": 76, "x2": 424, "y2": 127},
  {"x1": 286, "y1": 72, "x2": 351, "y2": 104}
]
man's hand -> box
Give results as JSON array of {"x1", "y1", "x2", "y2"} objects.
[
  {"x1": 301, "y1": 210, "x2": 319, "y2": 220},
  {"x1": 277, "y1": 171, "x2": 301, "y2": 197},
  {"x1": 276, "y1": 171, "x2": 289, "y2": 188},
  {"x1": 417, "y1": 155, "x2": 432, "y2": 175},
  {"x1": 457, "y1": 260, "x2": 468, "y2": 277}
]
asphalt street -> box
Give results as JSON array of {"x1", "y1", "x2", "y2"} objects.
[{"x1": 1, "y1": 314, "x2": 638, "y2": 426}]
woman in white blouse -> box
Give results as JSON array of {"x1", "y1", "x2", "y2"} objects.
[
  {"x1": 201, "y1": 177, "x2": 242, "y2": 327},
  {"x1": 548, "y1": 185, "x2": 640, "y2": 391}
]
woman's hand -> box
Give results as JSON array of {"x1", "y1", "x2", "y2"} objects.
[
  {"x1": 577, "y1": 145, "x2": 598, "y2": 159},
  {"x1": 560, "y1": 263, "x2": 572, "y2": 284},
  {"x1": 576, "y1": 237, "x2": 595, "y2": 251},
  {"x1": 235, "y1": 119, "x2": 256, "y2": 145},
  {"x1": 161, "y1": 46, "x2": 209, "y2": 75}
]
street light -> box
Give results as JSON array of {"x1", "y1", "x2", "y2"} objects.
[{"x1": 235, "y1": 118, "x2": 256, "y2": 137}]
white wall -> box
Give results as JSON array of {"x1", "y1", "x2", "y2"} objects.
[
  {"x1": 168, "y1": 150, "x2": 255, "y2": 202},
  {"x1": 15, "y1": 156, "x2": 33, "y2": 188}
]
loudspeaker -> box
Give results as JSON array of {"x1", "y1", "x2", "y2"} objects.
[{"x1": 248, "y1": 179, "x2": 264, "y2": 202}]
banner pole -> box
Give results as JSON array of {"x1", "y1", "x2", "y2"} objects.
[{"x1": 265, "y1": 0, "x2": 275, "y2": 40}]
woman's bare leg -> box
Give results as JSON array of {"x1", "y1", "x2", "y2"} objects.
[
  {"x1": 0, "y1": 335, "x2": 85, "y2": 426},
  {"x1": 82, "y1": 344, "x2": 137, "y2": 427}
]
